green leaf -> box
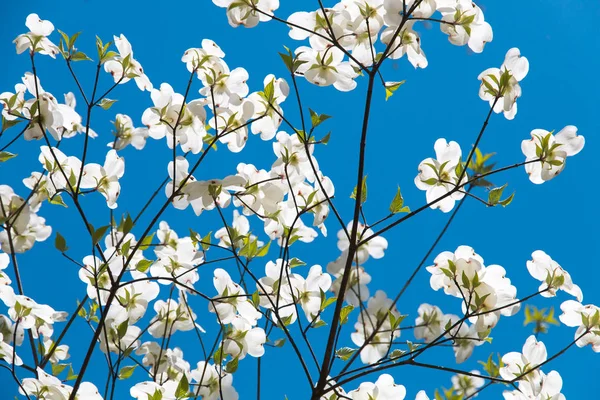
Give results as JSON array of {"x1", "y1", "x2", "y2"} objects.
[
  {"x1": 335, "y1": 347, "x2": 356, "y2": 361},
  {"x1": 55, "y1": 232, "x2": 68, "y2": 253},
  {"x1": 340, "y1": 305, "x2": 354, "y2": 325},
  {"x1": 488, "y1": 184, "x2": 507, "y2": 205},
  {"x1": 0, "y1": 151, "x2": 17, "y2": 162},
  {"x1": 263, "y1": 78, "x2": 275, "y2": 102},
  {"x1": 175, "y1": 374, "x2": 189, "y2": 398},
  {"x1": 139, "y1": 233, "x2": 155, "y2": 250},
  {"x1": 70, "y1": 51, "x2": 93, "y2": 62},
  {"x1": 385, "y1": 80, "x2": 406, "y2": 101},
  {"x1": 116, "y1": 320, "x2": 128, "y2": 339},
  {"x1": 201, "y1": 231, "x2": 212, "y2": 251},
  {"x1": 289, "y1": 257, "x2": 306, "y2": 268},
  {"x1": 389, "y1": 186, "x2": 409, "y2": 214},
  {"x1": 498, "y1": 192, "x2": 515, "y2": 207},
  {"x1": 98, "y1": 98, "x2": 117, "y2": 110},
  {"x1": 278, "y1": 49, "x2": 294, "y2": 73},
  {"x1": 122, "y1": 214, "x2": 134, "y2": 234},
  {"x1": 488, "y1": 184, "x2": 514, "y2": 207},
  {"x1": 136, "y1": 259, "x2": 153, "y2": 273},
  {"x1": 52, "y1": 363, "x2": 68, "y2": 376},
  {"x1": 225, "y1": 357, "x2": 239, "y2": 373},
  {"x1": 2, "y1": 117, "x2": 23, "y2": 132},
  {"x1": 49, "y1": 194, "x2": 68, "y2": 208},
  {"x1": 273, "y1": 338, "x2": 286, "y2": 347},
  {"x1": 309, "y1": 108, "x2": 332, "y2": 128},
  {"x1": 92, "y1": 225, "x2": 110, "y2": 245},
  {"x1": 350, "y1": 175, "x2": 368, "y2": 203},
  {"x1": 118, "y1": 365, "x2": 137, "y2": 380},
  {"x1": 66, "y1": 364, "x2": 78, "y2": 381},
  {"x1": 256, "y1": 241, "x2": 271, "y2": 258}
]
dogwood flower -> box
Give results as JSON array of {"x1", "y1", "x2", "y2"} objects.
[
  {"x1": 427, "y1": 246, "x2": 519, "y2": 333},
  {"x1": 337, "y1": 222, "x2": 388, "y2": 264},
  {"x1": 19, "y1": 73, "x2": 79, "y2": 141},
  {"x1": 223, "y1": 317, "x2": 266, "y2": 359},
  {"x1": 526, "y1": 250, "x2": 582, "y2": 301},
  {"x1": 21, "y1": 368, "x2": 102, "y2": 400},
  {"x1": 135, "y1": 343, "x2": 190, "y2": 383},
  {"x1": 104, "y1": 34, "x2": 152, "y2": 91},
  {"x1": 151, "y1": 236, "x2": 203, "y2": 287},
  {"x1": 0, "y1": 333, "x2": 23, "y2": 366},
  {"x1": 351, "y1": 291, "x2": 402, "y2": 364},
  {"x1": 191, "y1": 361, "x2": 239, "y2": 400},
  {"x1": 212, "y1": 100, "x2": 255, "y2": 152},
  {"x1": 14, "y1": 14, "x2": 59, "y2": 58},
  {"x1": 42, "y1": 338, "x2": 70, "y2": 365},
  {"x1": 444, "y1": 315, "x2": 485, "y2": 363},
  {"x1": 380, "y1": 26, "x2": 428, "y2": 69},
  {"x1": 502, "y1": 370, "x2": 565, "y2": 400},
  {"x1": 500, "y1": 335, "x2": 547, "y2": 383},
  {"x1": 327, "y1": 251, "x2": 372, "y2": 306},
  {"x1": 451, "y1": 371, "x2": 485, "y2": 398},
  {"x1": 210, "y1": 268, "x2": 261, "y2": 325},
  {"x1": 141, "y1": 83, "x2": 207, "y2": 154},
  {"x1": 108, "y1": 114, "x2": 149, "y2": 150},
  {"x1": 183, "y1": 175, "x2": 246, "y2": 216},
  {"x1": 257, "y1": 259, "x2": 301, "y2": 323},
  {"x1": 437, "y1": 0, "x2": 493, "y2": 53},
  {"x1": 521, "y1": 126, "x2": 585, "y2": 184},
  {"x1": 212, "y1": 0, "x2": 279, "y2": 28},
  {"x1": 0, "y1": 286, "x2": 67, "y2": 339},
  {"x1": 80, "y1": 150, "x2": 125, "y2": 208},
  {"x1": 348, "y1": 374, "x2": 406, "y2": 400},
  {"x1": 414, "y1": 303, "x2": 446, "y2": 343},
  {"x1": 149, "y1": 297, "x2": 197, "y2": 338},
  {"x1": 295, "y1": 46, "x2": 358, "y2": 91},
  {"x1": 478, "y1": 48, "x2": 528, "y2": 120},
  {"x1": 414, "y1": 138, "x2": 466, "y2": 213},
  {"x1": 247, "y1": 75, "x2": 290, "y2": 140},
  {"x1": 559, "y1": 300, "x2": 600, "y2": 352},
  {"x1": 38, "y1": 146, "x2": 83, "y2": 193}
]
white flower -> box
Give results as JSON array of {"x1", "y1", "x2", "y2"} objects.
[
  {"x1": 337, "y1": 222, "x2": 388, "y2": 264},
  {"x1": 0, "y1": 333, "x2": 22, "y2": 366},
  {"x1": 210, "y1": 268, "x2": 261, "y2": 326},
  {"x1": 247, "y1": 75, "x2": 290, "y2": 140},
  {"x1": 108, "y1": 114, "x2": 149, "y2": 150},
  {"x1": 380, "y1": 26, "x2": 428, "y2": 69},
  {"x1": 348, "y1": 374, "x2": 406, "y2": 400},
  {"x1": 295, "y1": 46, "x2": 358, "y2": 91},
  {"x1": 14, "y1": 14, "x2": 59, "y2": 58},
  {"x1": 414, "y1": 139, "x2": 466, "y2": 213},
  {"x1": 80, "y1": 150, "x2": 125, "y2": 209},
  {"x1": 148, "y1": 297, "x2": 197, "y2": 338},
  {"x1": 104, "y1": 34, "x2": 152, "y2": 91},
  {"x1": 414, "y1": 303, "x2": 445, "y2": 343},
  {"x1": 437, "y1": 0, "x2": 493, "y2": 53},
  {"x1": 500, "y1": 335, "x2": 547, "y2": 383},
  {"x1": 478, "y1": 48, "x2": 529, "y2": 120},
  {"x1": 191, "y1": 361, "x2": 239, "y2": 400},
  {"x1": 141, "y1": 83, "x2": 207, "y2": 154},
  {"x1": 212, "y1": 0, "x2": 279, "y2": 28},
  {"x1": 521, "y1": 126, "x2": 585, "y2": 184},
  {"x1": 526, "y1": 250, "x2": 582, "y2": 301},
  {"x1": 451, "y1": 370, "x2": 484, "y2": 398},
  {"x1": 559, "y1": 300, "x2": 600, "y2": 352},
  {"x1": 223, "y1": 317, "x2": 266, "y2": 359},
  {"x1": 502, "y1": 370, "x2": 565, "y2": 400},
  {"x1": 351, "y1": 291, "x2": 401, "y2": 364}
]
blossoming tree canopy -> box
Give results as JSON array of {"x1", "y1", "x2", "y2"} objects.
[{"x1": 0, "y1": 1, "x2": 596, "y2": 400}]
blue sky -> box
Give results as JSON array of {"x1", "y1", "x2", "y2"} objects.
[{"x1": 1, "y1": 0, "x2": 600, "y2": 398}]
